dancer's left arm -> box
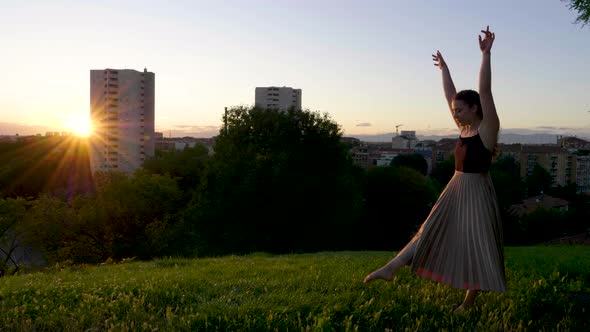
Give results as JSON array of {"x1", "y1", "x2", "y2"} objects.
[{"x1": 478, "y1": 26, "x2": 500, "y2": 151}]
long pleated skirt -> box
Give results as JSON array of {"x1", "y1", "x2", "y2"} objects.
[{"x1": 398, "y1": 170, "x2": 506, "y2": 292}]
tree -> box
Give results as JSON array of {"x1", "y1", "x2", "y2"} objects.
[
  {"x1": 360, "y1": 166, "x2": 437, "y2": 250},
  {"x1": 390, "y1": 153, "x2": 428, "y2": 175},
  {"x1": 519, "y1": 208, "x2": 567, "y2": 244},
  {"x1": 187, "y1": 106, "x2": 362, "y2": 254},
  {"x1": 0, "y1": 198, "x2": 28, "y2": 276},
  {"x1": 563, "y1": 0, "x2": 590, "y2": 26},
  {"x1": 524, "y1": 164, "x2": 553, "y2": 196},
  {"x1": 490, "y1": 155, "x2": 524, "y2": 210},
  {"x1": 429, "y1": 156, "x2": 455, "y2": 193},
  {"x1": 490, "y1": 155, "x2": 526, "y2": 245},
  {"x1": 0, "y1": 137, "x2": 93, "y2": 199},
  {"x1": 87, "y1": 170, "x2": 183, "y2": 260},
  {"x1": 142, "y1": 144, "x2": 210, "y2": 193},
  {"x1": 22, "y1": 171, "x2": 183, "y2": 263}
]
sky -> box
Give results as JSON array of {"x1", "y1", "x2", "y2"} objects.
[{"x1": 0, "y1": 0, "x2": 589, "y2": 138}]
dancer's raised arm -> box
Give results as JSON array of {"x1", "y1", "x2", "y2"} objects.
[
  {"x1": 477, "y1": 26, "x2": 500, "y2": 151},
  {"x1": 432, "y1": 50, "x2": 458, "y2": 127}
]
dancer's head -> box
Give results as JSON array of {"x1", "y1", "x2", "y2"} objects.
[{"x1": 452, "y1": 90, "x2": 482, "y2": 125}]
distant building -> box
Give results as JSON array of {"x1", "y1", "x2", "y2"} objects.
[
  {"x1": 558, "y1": 136, "x2": 590, "y2": 193},
  {"x1": 341, "y1": 137, "x2": 361, "y2": 147},
  {"x1": 376, "y1": 152, "x2": 398, "y2": 167},
  {"x1": 89, "y1": 68, "x2": 155, "y2": 173},
  {"x1": 431, "y1": 138, "x2": 456, "y2": 164},
  {"x1": 392, "y1": 130, "x2": 417, "y2": 149},
  {"x1": 255, "y1": 86, "x2": 302, "y2": 111},
  {"x1": 575, "y1": 155, "x2": 590, "y2": 193},
  {"x1": 155, "y1": 136, "x2": 215, "y2": 155},
  {"x1": 509, "y1": 194, "x2": 569, "y2": 217},
  {"x1": 498, "y1": 143, "x2": 522, "y2": 161},
  {"x1": 350, "y1": 143, "x2": 416, "y2": 170},
  {"x1": 350, "y1": 145, "x2": 370, "y2": 169},
  {"x1": 559, "y1": 136, "x2": 590, "y2": 150},
  {"x1": 520, "y1": 145, "x2": 574, "y2": 187}
]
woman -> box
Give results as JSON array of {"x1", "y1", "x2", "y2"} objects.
[{"x1": 363, "y1": 26, "x2": 505, "y2": 313}]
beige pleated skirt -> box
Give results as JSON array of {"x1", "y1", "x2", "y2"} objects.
[{"x1": 399, "y1": 170, "x2": 506, "y2": 292}]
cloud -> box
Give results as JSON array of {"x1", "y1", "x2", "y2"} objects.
[{"x1": 356, "y1": 122, "x2": 372, "y2": 127}]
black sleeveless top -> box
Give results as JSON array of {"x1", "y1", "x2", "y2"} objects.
[{"x1": 454, "y1": 134, "x2": 492, "y2": 173}]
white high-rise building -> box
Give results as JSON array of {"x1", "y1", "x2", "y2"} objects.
[
  {"x1": 89, "y1": 68, "x2": 155, "y2": 173},
  {"x1": 255, "y1": 86, "x2": 302, "y2": 111}
]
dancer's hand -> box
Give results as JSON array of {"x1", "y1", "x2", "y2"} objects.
[
  {"x1": 432, "y1": 50, "x2": 446, "y2": 69},
  {"x1": 479, "y1": 26, "x2": 495, "y2": 54}
]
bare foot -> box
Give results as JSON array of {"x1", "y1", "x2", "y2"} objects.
[
  {"x1": 363, "y1": 264, "x2": 398, "y2": 283},
  {"x1": 454, "y1": 289, "x2": 478, "y2": 313},
  {"x1": 453, "y1": 302, "x2": 474, "y2": 314}
]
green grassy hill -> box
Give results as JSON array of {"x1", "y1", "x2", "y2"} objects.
[{"x1": 1, "y1": 246, "x2": 589, "y2": 331}]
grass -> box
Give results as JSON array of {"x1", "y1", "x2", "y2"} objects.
[{"x1": 0, "y1": 246, "x2": 589, "y2": 331}]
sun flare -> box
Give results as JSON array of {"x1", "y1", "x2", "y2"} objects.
[{"x1": 63, "y1": 114, "x2": 92, "y2": 137}]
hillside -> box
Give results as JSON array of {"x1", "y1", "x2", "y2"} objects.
[{"x1": 0, "y1": 247, "x2": 588, "y2": 330}]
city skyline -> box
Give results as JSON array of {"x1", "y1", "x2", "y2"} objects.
[{"x1": 0, "y1": 0, "x2": 589, "y2": 138}]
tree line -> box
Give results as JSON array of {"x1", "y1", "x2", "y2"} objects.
[{"x1": 1, "y1": 106, "x2": 589, "y2": 274}]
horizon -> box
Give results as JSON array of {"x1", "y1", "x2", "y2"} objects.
[
  {"x1": 0, "y1": 1, "x2": 588, "y2": 137},
  {"x1": 2, "y1": 123, "x2": 589, "y2": 145}
]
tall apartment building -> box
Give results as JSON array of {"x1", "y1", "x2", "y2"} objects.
[
  {"x1": 89, "y1": 68, "x2": 155, "y2": 173},
  {"x1": 255, "y1": 86, "x2": 302, "y2": 111}
]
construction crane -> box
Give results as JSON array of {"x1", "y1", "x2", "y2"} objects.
[{"x1": 395, "y1": 124, "x2": 403, "y2": 136}]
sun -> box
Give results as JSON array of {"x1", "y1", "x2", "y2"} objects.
[{"x1": 63, "y1": 114, "x2": 92, "y2": 137}]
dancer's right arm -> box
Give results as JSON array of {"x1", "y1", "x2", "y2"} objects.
[{"x1": 432, "y1": 51, "x2": 459, "y2": 127}]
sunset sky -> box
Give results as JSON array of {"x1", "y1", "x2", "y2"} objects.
[{"x1": 0, "y1": 0, "x2": 588, "y2": 138}]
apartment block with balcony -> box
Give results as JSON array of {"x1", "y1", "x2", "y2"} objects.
[
  {"x1": 255, "y1": 86, "x2": 302, "y2": 111},
  {"x1": 89, "y1": 68, "x2": 155, "y2": 173},
  {"x1": 520, "y1": 145, "x2": 573, "y2": 186}
]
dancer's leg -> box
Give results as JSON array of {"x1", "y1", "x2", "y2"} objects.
[
  {"x1": 454, "y1": 290, "x2": 479, "y2": 313},
  {"x1": 363, "y1": 239, "x2": 417, "y2": 283}
]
